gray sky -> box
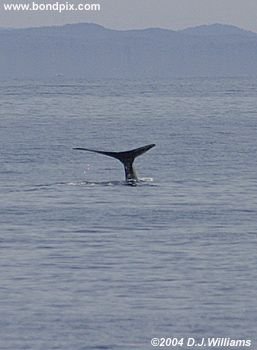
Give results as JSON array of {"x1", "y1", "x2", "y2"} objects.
[{"x1": 1, "y1": 0, "x2": 257, "y2": 32}]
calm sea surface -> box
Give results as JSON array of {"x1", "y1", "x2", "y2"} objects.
[{"x1": 0, "y1": 78, "x2": 257, "y2": 349}]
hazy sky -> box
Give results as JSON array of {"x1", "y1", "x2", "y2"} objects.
[{"x1": 1, "y1": 0, "x2": 257, "y2": 32}]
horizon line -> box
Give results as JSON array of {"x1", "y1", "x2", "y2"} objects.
[{"x1": 1, "y1": 21, "x2": 257, "y2": 34}]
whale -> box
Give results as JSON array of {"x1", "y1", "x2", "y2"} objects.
[{"x1": 73, "y1": 143, "x2": 155, "y2": 184}]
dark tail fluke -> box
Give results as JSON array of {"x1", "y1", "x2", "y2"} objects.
[{"x1": 73, "y1": 144, "x2": 155, "y2": 183}]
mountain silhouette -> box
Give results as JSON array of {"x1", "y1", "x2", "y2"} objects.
[{"x1": 1, "y1": 23, "x2": 257, "y2": 79}]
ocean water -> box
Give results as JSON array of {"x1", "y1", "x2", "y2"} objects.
[{"x1": 0, "y1": 78, "x2": 257, "y2": 350}]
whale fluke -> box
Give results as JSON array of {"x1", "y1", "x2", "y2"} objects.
[{"x1": 73, "y1": 144, "x2": 155, "y2": 184}]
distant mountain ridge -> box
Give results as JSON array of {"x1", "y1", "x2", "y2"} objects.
[
  {"x1": 1, "y1": 23, "x2": 257, "y2": 79},
  {"x1": 179, "y1": 23, "x2": 257, "y2": 36}
]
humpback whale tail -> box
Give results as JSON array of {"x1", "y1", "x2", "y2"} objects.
[{"x1": 73, "y1": 144, "x2": 155, "y2": 184}]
